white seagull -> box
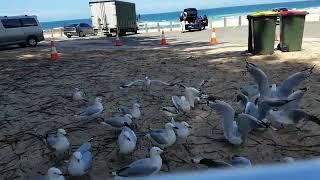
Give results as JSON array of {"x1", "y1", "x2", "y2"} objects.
[
  {"x1": 118, "y1": 127, "x2": 137, "y2": 154},
  {"x1": 76, "y1": 97, "x2": 103, "y2": 118},
  {"x1": 68, "y1": 143, "x2": 93, "y2": 176},
  {"x1": 72, "y1": 88, "x2": 86, "y2": 101},
  {"x1": 171, "y1": 117, "x2": 192, "y2": 139},
  {"x1": 146, "y1": 123, "x2": 178, "y2": 148},
  {"x1": 44, "y1": 129, "x2": 70, "y2": 158},
  {"x1": 113, "y1": 147, "x2": 163, "y2": 178},
  {"x1": 120, "y1": 76, "x2": 174, "y2": 90}
]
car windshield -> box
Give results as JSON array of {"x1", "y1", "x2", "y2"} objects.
[{"x1": 65, "y1": 24, "x2": 78, "y2": 27}]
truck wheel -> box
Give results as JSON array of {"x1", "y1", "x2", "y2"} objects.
[{"x1": 27, "y1": 36, "x2": 38, "y2": 47}]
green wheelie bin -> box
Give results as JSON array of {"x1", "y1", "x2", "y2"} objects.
[
  {"x1": 247, "y1": 11, "x2": 279, "y2": 55},
  {"x1": 279, "y1": 11, "x2": 308, "y2": 52}
]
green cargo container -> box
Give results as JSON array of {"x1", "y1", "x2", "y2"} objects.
[
  {"x1": 247, "y1": 12, "x2": 278, "y2": 55},
  {"x1": 279, "y1": 11, "x2": 308, "y2": 52}
]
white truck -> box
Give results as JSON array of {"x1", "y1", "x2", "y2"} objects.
[{"x1": 89, "y1": 0, "x2": 138, "y2": 36}]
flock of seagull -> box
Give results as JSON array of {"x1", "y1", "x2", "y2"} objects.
[{"x1": 37, "y1": 61, "x2": 319, "y2": 180}]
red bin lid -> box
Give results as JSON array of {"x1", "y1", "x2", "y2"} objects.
[{"x1": 280, "y1": 10, "x2": 308, "y2": 15}]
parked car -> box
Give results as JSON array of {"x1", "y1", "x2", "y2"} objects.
[
  {"x1": 63, "y1": 23, "x2": 94, "y2": 38},
  {"x1": 179, "y1": 8, "x2": 208, "y2": 31},
  {"x1": 0, "y1": 15, "x2": 44, "y2": 47}
]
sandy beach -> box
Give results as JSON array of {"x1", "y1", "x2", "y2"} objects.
[{"x1": 1, "y1": 22, "x2": 320, "y2": 179}]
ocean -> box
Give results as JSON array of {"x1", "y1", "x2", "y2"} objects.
[{"x1": 40, "y1": 0, "x2": 320, "y2": 30}]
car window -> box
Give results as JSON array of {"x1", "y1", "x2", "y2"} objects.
[
  {"x1": 84, "y1": 23, "x2": 91, "y2": 27},
  {"x1": 21, "y1": 18, "x2": 38, "y2": 27},
  {"x1": 1, "y1": 19, "x2": 21, "y2": 28},
  {"x1": 79, "y1": 23, "x2": 85, "y2": 27}
]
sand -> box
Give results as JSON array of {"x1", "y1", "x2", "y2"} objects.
[{"x1": 1, "y1": 26, "x2": 320, "y2": 180}]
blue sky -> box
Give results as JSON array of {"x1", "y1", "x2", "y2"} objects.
[{"x1": 1, "y1": 0, "x2": 303, "y2": 22}]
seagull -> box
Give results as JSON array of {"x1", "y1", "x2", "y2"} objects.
[
  {"x1": 119, "y1": 103, "x2": 141, "y2": 119},
  {"x1": 172, "y1": 96, "x2": 191, "y2": 112},
  {"x1": 44, "y1": 129, "x2": 70, "y2": 158},
  {"x1": 102, "y1": 114, "x2": 133, "y2": 128},
  {"x1": 146, "y1": 122, "x2": 178, "y2": 148},
  {"x1": 176, "y1": 82, "x2": 207, "y2": 108},
  {"x1": 207, "y1": 100, "x2": 265, "y2": 145},
  {"x1": 46, "y1": 167, "x2": 65, "y2": 180},
  {"x1": 246, "y1": 61, "x2": 315, "y2": 99},
  {"x1": 118, "y1": 127, "x2": 137, "y2": 154},
  {"x1": 76, "y1": 97, "x2": 103, "y2": 118},
  {"x1": 191, "y1": 155, "x2": 251, "y2": 168},
  {"x1": 68, "y1": 143, "x2": 92, "y2": 176},
  {"x1": 113, "y1": 147, "x2": 163, "y2": 178},
  {"x1": 72, "y1": 88, "x2": 86, "y2": 101},
  {"x1": 170, "y1": 117, "x2": 192, "y2": 139},
  {"x1": 120, "y1": 76, "x2": 174, "y2": 90}
]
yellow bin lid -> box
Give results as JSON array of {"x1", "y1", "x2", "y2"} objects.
[{"x1": 248, "y1": 11, "x2": 279, "y2": 17}]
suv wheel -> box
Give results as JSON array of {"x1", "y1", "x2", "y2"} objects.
[
  {"x1": 79, "y1": 31, "x2": 84, "y2": 37},
  {"x1": 67, "y1": 35, "x2": 72, "y2": 38},
  {"x1": 27, "y1": 37, "x2": 38, "y2": 47}
]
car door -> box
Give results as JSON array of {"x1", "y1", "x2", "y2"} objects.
[
  {"x1": 0, "y1": 18, "x2": 24, "y2": 44},
  {"x1": 20, "y1": 18, "x2": 41, "y2": 38},
  {"x1": 84, "y1": 23, "x2": 93, "y2": 34},
  {"x1": 79, "y1": 23, "x2": 87, "y2": 34},
  {"x1": 0, "y1": 21, "x2": 5, "y2": 45}
]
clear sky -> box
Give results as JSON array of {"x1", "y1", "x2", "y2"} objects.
[{"x1": 0, "y1": 0, "x2": 303, "y2": 22}]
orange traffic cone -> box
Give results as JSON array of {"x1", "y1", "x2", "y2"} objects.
[
  {"x1": 50, "y1": 40, "x2": 60, "y2": 60},
  {"x1": 210, "y1": 28, "x2": 217, "y2": 44},
  {"x1": 115, "y1": 31, "x2": 122, "y2": 46},
  {"x1": 160, "y1": 31, "x2": 167, "y2": 46}
]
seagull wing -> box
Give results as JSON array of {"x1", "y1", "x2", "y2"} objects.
[
  {"x1": 282, "y1": 89, "x2": 306, "y2": 110},
  {"x1": 79, "y1": 105, "x2": 101, "y2": 116},
  {"x1": 171, "y1": 96, "x2": 182, "y2": 110},
  {"x1": 117, "y1": 158, "x2": 157, "y2": 177},
  {"x1": 150, "y1": 80, "x2": 172, "y2": 86},
  {"x1": 278, "y1": 66, "x2": 314, "y2": 98},
  {"x1": 208, "y1": 100, "x2": 236, "y2": 138},
  {"x1": 81, "y1": 150, "x2": 93, "y2": 173},
  {"x1": 149, "y1": 129, "x2": 169, "y2": 144},
  {"x1": 246, "y1": 62, "x2": 270, "y2": 98},
  {"x1": 120, "y1": 80, "x2": 144, "y2": 88}
]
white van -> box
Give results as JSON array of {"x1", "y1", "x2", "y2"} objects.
[{"x1": 0, "y1": 15, "x2": 44, "y2": 47}]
